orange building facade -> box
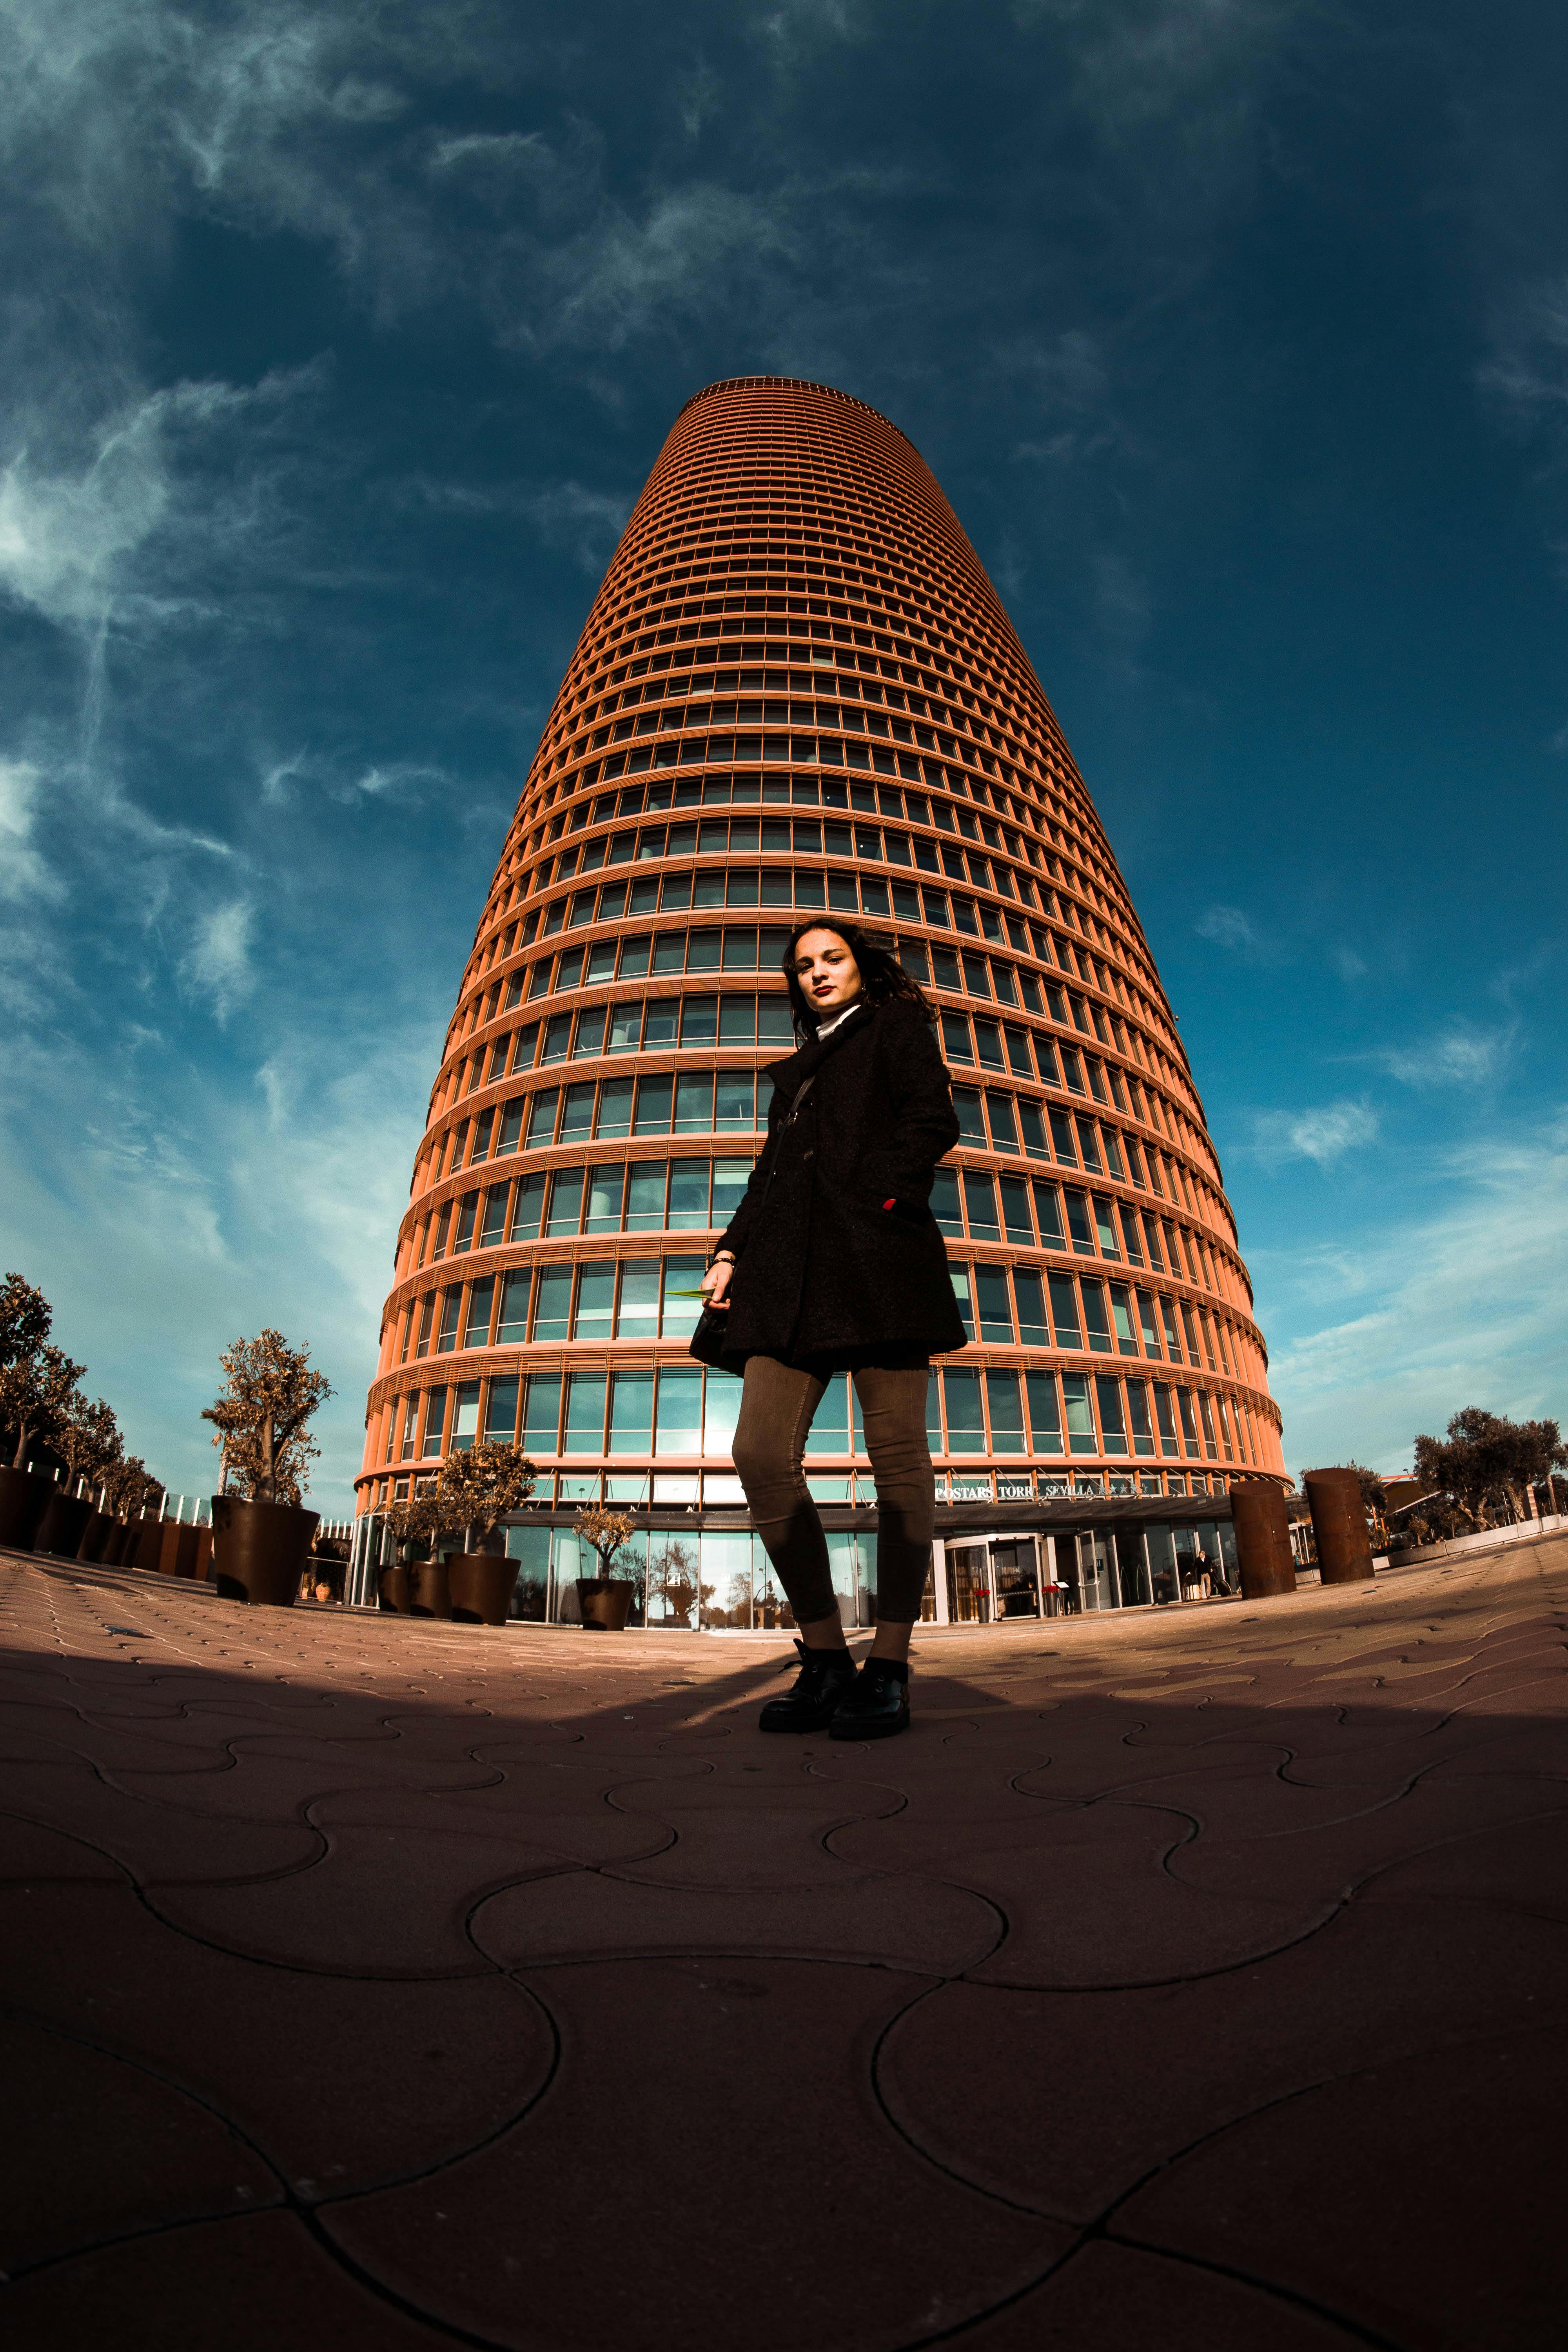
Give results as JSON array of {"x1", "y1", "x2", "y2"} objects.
[{"x1": 353, "y1": 377, "x2": 1284, "y2": 1626}]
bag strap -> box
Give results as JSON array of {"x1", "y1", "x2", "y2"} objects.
[
  {"x1": 779, "y1": 1070, "x2": 819, "y2": 1128},
  {"x1": 759, "y1": 1071, "x2": 820, "y2": 1207}
]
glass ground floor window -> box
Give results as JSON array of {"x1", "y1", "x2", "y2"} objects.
[
  {"x1": 501, "y1": 1523, "x2": 882, "y2": 1630},
  {"x1": 930, "y1": 1520, "x2": 1240, "y2": 1624}
]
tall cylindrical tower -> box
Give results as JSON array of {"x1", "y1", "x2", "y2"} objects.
[{"x1": 357, "y1": 377, "x2": 1283, "y2": 1626}]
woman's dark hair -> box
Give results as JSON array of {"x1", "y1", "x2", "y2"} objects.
[{"x1": 781, "y1": 918, "x2": 936, "y2": 1037}]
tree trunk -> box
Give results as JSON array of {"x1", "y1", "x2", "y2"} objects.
[{"x1": 260, "y1": 1415, "x2": 276, "y2": 1505}]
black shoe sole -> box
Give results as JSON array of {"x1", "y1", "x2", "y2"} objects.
[
  {"x1": 758, "y1": 1707, "x2": 844, "y2": 1735},
  {"x1": 828, "y1": 1707, "x2": 910, "y2": 1741}
]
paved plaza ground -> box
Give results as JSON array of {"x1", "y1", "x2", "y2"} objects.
[{"x1": 2, "y1": 1535, "x2": 1565, "y2": 2349}]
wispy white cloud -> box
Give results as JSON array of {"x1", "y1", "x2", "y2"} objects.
[
  {"x1": 428, "y1": 129, "x2": 550, "y2": 180},
  {"x1": 1011, "y1": 0, "x2": 1304, "y2": 132},
  {"x1": 0, "y1": 367, "x2": 326, "y2": 657},
  {"x1": 1480, "y1": 272, "x2": 1568, "y2": 417},
  {"x1": 0, "y1": 406, "x2": 171, "y2": 630},
  {"x1": 406, "y1": 472, "x2": 631, "y2": 567},
  {"x1": 0, "y1": 976, "x2": 442, "y2": 1506},
  {"x1": 675, "y1": 56, "x2": 724, "y2": 140},
  {"x1": 1375, "y1": 1021, "x2": 1513, "y2": 1088},
  {"x1": 1250, "y1": 1098, "x2": 1379, "y2": 1169},
  {"x1": 181, "y1": 897, "x2": 256, "y2": 1022},
  {"x1": 0, "y1": 757, "x2": 64, "y2": 902},
  {"x1": 350, "y1": 759, "x2": 448, "y2": 798},
  {"x1": 1265, "y1": 1111, "x2": 1568, "y2": 1477},
  {"x1": 1195, "y1": 901, "x2": 1259, "y2": 953}
]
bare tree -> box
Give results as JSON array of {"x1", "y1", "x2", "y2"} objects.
[{"x1": 202, "y1": 1330, "x2": 333, "y2": 1507}]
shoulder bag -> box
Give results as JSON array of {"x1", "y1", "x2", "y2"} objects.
[{"x1": 688, "y1": 1069, "x2": 819, "y2": 1368}]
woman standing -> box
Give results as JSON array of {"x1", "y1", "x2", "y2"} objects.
[{"x1": 699, "y1": 922, "x2": 965, "y2": 1740}]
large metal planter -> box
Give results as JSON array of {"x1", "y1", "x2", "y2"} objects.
[
  {"x1": 377, "y1": 1564, "x2": 414, "y2": 1614},
  {"x1": 1231, "y1": 1481, "x2": 1296, "y2": 1599},
  {"x1": 211, "y1": 1494, "x2": 319, "y2": 1606},
  {"x1": 1304, "y1": 1468, "x2": 1375, "y2": 1586},
  {"x1": 78, "y1": 1510, "x2": 116, "y2": 1563},
  {"x1": 159, "y1": 1520, "x2": 200, "y2": 1579},
  {"x1": 0, "y1": 1466, "x2": 54, "y2": 1552},
  {"x1": 410, "y1": 1560, "x2": 452, "y2": 1618},
  {"x1": 128, "y1": 1517, "x2": 165, "y2": 1572},
  {"x1": 577, "y1": 1578, "x2": 635, "y2": 1632},
  {"x1": 447, "y1": 1551, "x2": 517, "y2": 1626},
  {"x1": 36, "y1": 1493, "x2": 93, "y2": 1559}
]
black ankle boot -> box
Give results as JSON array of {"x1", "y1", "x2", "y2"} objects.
[
  {"x1": 829, "y1": 1656, "x2": 911, "y2": 1741},
  {"x1": 759, "y1": 1640, "x2": 858, "y2": 1735}
]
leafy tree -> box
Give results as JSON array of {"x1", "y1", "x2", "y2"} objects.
[
  {"x1": 437, "y1": 1441, "x2": 537, "y2": 1548},
  {"x1": 0, "y1": 1272, "x2": 52, "y2": 1376},
  {"x1": 0, "y1": 1341, "x2": 86, "y2": 1472},
  {"x1": 58, "y1": 1395, "x2": 123, "y2": 1501},
  {"x1": 383, "y1": 1479, "x2": 470, "y2": 1562},
  {"x1": 105, "y1": 1455, "x2": 163, "y2": 1519},
  {"x1": 1413, "y1": 1408, "x2": 1568, "y2": 1528},
  {"x1": 202, "y1": 1330, "x2": 332, "y2": 1507},
  {"x1": 574, "y1": 1505, "x2": 636, "y2": 1583}
]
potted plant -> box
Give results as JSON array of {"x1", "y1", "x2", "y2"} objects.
[
  {"x1": 573, "y1": 1505, "x2": 638, "y2": 1631},
  {"x1": 53, "y1": 1396, "x2": 123, "y2": 1563},
  {"x1": 202, "y1": 1330, "x2": 332, "y2": 1605},
  {"x1": 438, "y1": 1442, "x2": 538, "y2": 1625},
  {"x1": 0, "y1": 1274, "x2": 84, "y2": 1553},
  {"x1": 105, "y1": 1457, "x2": 165, "y2": 1570},
  {"x1": 381, "y1": 1483, "x2": 468, "y2": 1617}
]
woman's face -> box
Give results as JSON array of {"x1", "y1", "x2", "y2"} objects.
[{"x1": 792, "y1": 928, "x2": 863, "y2": 1018}]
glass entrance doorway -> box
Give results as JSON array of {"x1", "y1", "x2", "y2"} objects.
[
  {"x1": 1074, "y1": 1530, "x2": 1118, "y2": 1611},
  {"x1": 946, "y1": 1542, "x2": 992, "y2": 1623},
  {"x1": 992, "y1": 1538, "x2": 1043, "y2": 1619},
  {"x1": 944, "y1": 1536, "x2": 1046, "y2": 1622}
]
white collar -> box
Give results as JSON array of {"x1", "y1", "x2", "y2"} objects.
[{"x1": 813, "y1": 996, "x2": 865, "y2": 1040}]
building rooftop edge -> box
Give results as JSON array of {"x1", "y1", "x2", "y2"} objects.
[{"x1": 674, "y1": 375, "x2": 921, "y2": 459}]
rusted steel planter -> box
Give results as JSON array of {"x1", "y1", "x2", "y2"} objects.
[
  {"x1": 0, "y1": 1466, "x2": 53, "y2": 1552},
  {"x1": 211, "y1": 1495, "x2": 319, "y2": 1606},
  {"x1": 447, "y1": 1551, "x2": 517, "y2": 1626},
  {"x1": 577, "y1": 1578, "x2": 635, "y2": 1631}
]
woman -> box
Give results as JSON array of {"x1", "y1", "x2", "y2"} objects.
[{"x1": 699, "y1": 921, "x2": 965, "y2": 1740}]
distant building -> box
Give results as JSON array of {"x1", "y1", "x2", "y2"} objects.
[{"x1": 354, "y1": 378, "x2": 1285, "y2": 1626}]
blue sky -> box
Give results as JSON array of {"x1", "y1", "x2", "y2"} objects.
[{"x1": 2, "y1": 0, "x2": 1564, "y2": 1511}]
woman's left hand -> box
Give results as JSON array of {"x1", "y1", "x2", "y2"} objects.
[{"x1": 700, "y1": 1258, "x2": 734, "y2": 1310}]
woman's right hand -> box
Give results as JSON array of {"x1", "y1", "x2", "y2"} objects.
[{"x1": 700, "y1": 1257, "x2": 734, "y2": 1310}]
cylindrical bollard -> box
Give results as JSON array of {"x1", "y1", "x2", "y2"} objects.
[
  {"x1": 1230, "y1": 1481, "x2": 1296, "y2": 1599},
  {"x1": 1305, "y1": 1468, "x2": 1376, "y2": 1585}
]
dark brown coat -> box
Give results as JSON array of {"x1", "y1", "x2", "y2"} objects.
[{"x1": 712, "y1": 995, "x2": 967, "y2": 1369}]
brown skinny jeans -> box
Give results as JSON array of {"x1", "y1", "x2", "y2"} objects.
[{"x1": 731, "y1": 1357, "x2": 935, "y2": 1626}]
